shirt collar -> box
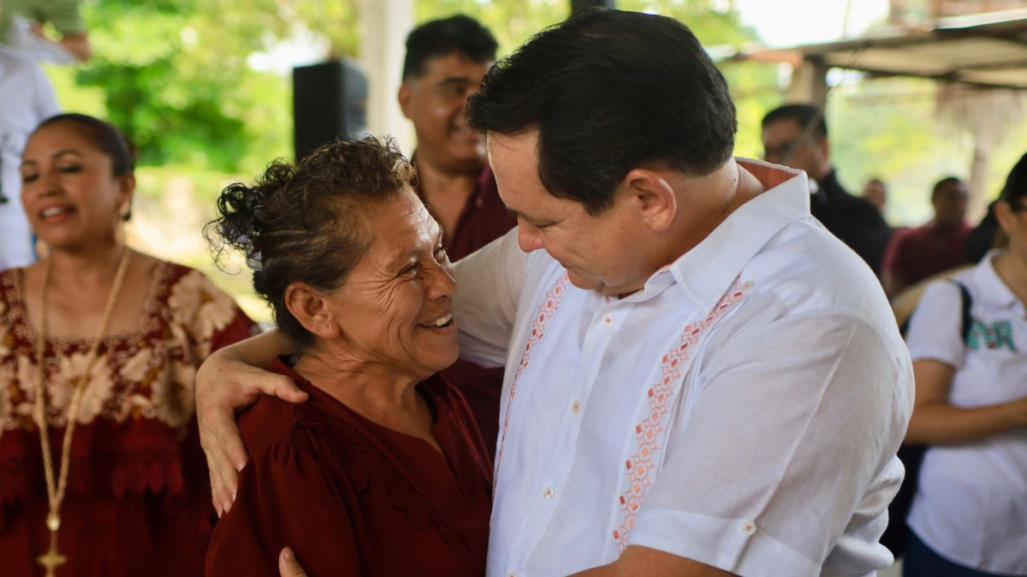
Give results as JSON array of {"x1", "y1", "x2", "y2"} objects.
[
  {"x1": 973, "y1": 250, "x2": 1019, "y2": 309},
  {"x1": 662, "y1": 158, "x2": 809, "y2": 313}
]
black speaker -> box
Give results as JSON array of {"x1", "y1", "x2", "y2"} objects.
[{"x1": 292, "y1": 59, "x2": 368, "y2": 161}]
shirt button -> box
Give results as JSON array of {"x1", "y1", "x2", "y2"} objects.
[
  {"x1": 602, "y1": 314, "x2": 615, "y2": 327},
  {"x1": 571, "y1": 401, "x2": 582, "y2": 415},
  {"x1": 740, "y1": 520, "x2": 757, "y2": 536},
  {"x1": 543, "y1": 486, "x2": 555, "y2": 499}
]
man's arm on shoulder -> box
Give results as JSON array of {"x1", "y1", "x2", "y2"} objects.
[
  {"x1": 196, "y1": 329, "x2": 307, "y2": 516},
  {"x1": 452, "y1": 227, "x2": 526, "y2": 367},
  {"x1": 572, "y1": 546, "x2": 737, "y2": 577}
]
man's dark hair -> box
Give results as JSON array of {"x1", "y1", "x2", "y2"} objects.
[
  {"x1": 401, "y1": 14, "x2": 498, "y2": 81},
  {"x1": 930, "y1": 176, "x2": 964, "y2": 202},
  {"x1": 761, "y1": 103, "x2": 828, "y2": 140},
  {"x1": 467, "y1": 8, "x2": 736, "y2": 215}
]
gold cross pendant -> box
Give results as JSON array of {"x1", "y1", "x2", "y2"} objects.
[{"x1": 38, "y1": 531, "x2": 66, "y2": 577}]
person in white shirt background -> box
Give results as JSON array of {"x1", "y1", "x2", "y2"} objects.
[
  {"x1": 195, "y1": 9, "x2": 914, "y2": 577},
  {"x1": 0, "y1": 46, "x2": 60, "y2": 270},
  {"x1": 902, "y1": 152, "x2": 1027, "y2": 577}
]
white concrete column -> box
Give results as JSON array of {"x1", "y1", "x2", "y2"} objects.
[
  {"x1": 359, "y1": 0, "x2": 416, "y2": 155},
  {"x1": 785, "y1": 60, "x2": 829, "y2": 108}
]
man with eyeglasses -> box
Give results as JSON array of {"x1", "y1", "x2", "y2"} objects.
[{"x1": 761, "y1": 104, "x2": 891, "y2": 274}]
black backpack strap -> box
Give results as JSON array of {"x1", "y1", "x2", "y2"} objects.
[{"x1": 950, "y1": 280, "x2": 974, "y2": 344}]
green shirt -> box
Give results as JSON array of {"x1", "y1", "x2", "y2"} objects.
[{"x1": 0, "y1": 0, "x2": 85, "y2": 43}]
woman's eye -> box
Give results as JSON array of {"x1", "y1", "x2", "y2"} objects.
[
  {"x1": 399, "y1": 263, "x2": 420, "y2": 277},
  {"x1": 59, "y1": 165, "x2": 82, "y2": 174},
  {"x1": 21, "y1": 173, "x2": 39, "y2": 184}
]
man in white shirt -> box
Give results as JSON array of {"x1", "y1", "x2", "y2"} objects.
[
  {"x1": 195, "y1": 9, "x2": 914, "y2": 577},
  {"x1": 0, "y1": 46, "x2": 60, "y2": 269}
]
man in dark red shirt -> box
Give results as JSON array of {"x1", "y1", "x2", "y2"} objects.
[
  {"x1": 398, "y1": 16, "x2": 517, "y2": 456},
  {"x1": 882, "y1": 176, "x2": 971, "y2": 297}
]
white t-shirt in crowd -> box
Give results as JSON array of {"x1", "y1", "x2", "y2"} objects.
[
  {"x1": 905, "y1": 252, "x2": 1027, "y2": 575},
  {"x1": 453, "y1": 159, "x2": 914, "y2": 577},
  {"x1": 0, "y1": 46, "x2": 59, "y2": 270}
]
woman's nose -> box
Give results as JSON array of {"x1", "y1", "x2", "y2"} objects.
[{"x1": 425, "y1": 261, "x2": 456, "y2": 300}]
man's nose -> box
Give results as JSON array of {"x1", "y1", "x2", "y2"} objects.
[{"x1": 517, "y1": 222, "x2": 544, "y2": 253}]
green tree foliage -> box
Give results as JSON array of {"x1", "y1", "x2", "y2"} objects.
[{"x1": 66, "y1": 0, "x2": 364, "y2": 175}]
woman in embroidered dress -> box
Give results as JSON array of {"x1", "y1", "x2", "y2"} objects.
[
  {"x1": 902, "y1": 153, "x2": 1027, "y2": 577},
  {"x1": 0, "y1": 113, "x2": 255, "y2": 577},
  {"x1": 203, "y1": 137, "x2": 492, "y2": 577}
]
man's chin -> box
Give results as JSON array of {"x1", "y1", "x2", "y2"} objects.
[{"x1": 566, "y1": 270, "x2": 603, "y2": 293}]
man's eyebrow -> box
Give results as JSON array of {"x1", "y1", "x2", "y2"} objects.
[
  {"x1": 506, "y1": 208, "x2": 554, "y2": 226},
  {"x1": 438, "y1": 76, "x2": 472, "y2": 86}
]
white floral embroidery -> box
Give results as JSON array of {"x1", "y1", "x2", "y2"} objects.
[
  {"x1": 56, "y1": 351, "x2": 115, "y2": 424},
  {"x1": 1, "y1": 265, "x2": 248, "y2": 431},
  {"x1": 120, "y1": 348, "x2": 153, "y2": 382},
  {"x1": 168, "y1": 271, "x2": 237, "y2": 358},
  {"x1": 151, "y1": 360, "x2": 197, "y2": 429}
]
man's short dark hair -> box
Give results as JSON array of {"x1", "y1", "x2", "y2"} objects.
[
  {"x1": 467, "y1": 8, "x2": 737, "y2": 215},
  {"x1": 401, "y1": 15, "x2": 498, "y2": 82},
  {"x1": 931, "y1": 176, "x2": 964, "y2": 201},
  {"x1": 762, "y1": 103, "x2": 828, "y2": 140}
]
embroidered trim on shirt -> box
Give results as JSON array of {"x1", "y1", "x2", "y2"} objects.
[
  {"x1": 612, "y1": 279, "x2": 753, "y2": 550},
  {"x1": 493, "y1": 273, "x2": 569, "y2": 491}
]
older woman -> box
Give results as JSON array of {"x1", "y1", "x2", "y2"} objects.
[
  {"x1": 902, "y1": 153, "x2": 1027, "y2": 577},
  {"x1": 203, "y1": 137, "x2": 492, "y2": 577},
  {"x1": 0, "y1": 113, "x2": 254, "y2": 576}
]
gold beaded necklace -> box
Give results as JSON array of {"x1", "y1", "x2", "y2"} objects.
[{"x1": 34, "y1": 248, "x2": 132, "y2": 577}]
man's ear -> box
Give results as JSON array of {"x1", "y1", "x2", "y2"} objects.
[
  {"x1": 284, "y1": 283, "x2": 340, "y2": 339},
  {"x1": 816, "y1": 135, "x2": 831, "y2": 162},
  {"x1": 398, "y1": 81, "x2": 414, "y2": 120},
  {"x1": 623, "y1": 168, "x2": 678, "y2": 232}
]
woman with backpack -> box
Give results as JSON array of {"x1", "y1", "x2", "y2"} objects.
[{"x1": 902, "y1": 153, "x2": 1027, "y2": 577}]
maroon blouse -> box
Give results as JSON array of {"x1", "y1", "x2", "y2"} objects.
[
  {"x1": 0, "y1": 262, "x2": 255, "y2": 577},
  {"x1": 416, "y1": 163, "x2": 516, "y2": 459},
  {"x1": 205, "y1": 360, "x2": 493, "y2": 577}
]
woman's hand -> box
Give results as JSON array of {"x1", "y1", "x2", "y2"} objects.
[
  {"x1": 197, "y1": 330, "x2": 306, "y2": 516},
  {"x1": 279, "y1": 548, "x2": 309, "y2": 577}
]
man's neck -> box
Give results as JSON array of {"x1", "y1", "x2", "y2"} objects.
[
  {"x1": 414, "y1": 155, "x2": 482, "y2": 239},
  {"x1": 930, "y1": 219, "x2": 964, "y2": 233},
  {"x1": 609, "y1": 161, "x2": 767, "y2": 298}
]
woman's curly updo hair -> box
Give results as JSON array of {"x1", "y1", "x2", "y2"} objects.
[{"x1": 206, "y1": 136, "x2": 416, "y2": 348}]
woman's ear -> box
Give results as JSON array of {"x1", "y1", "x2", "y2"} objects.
[
  {"x1": 284, "y1": 283, "x2": 340, "y2": 339},
  {"x1": 117, "y1": 174, "x2": 136, "y2": 221}
]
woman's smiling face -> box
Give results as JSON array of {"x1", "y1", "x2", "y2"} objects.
[
  {"x1": 20, "y1": 121, "x2": 132, "y2": 251},
  {"x1": 316, "y1": 188, "x2": 459, "y2": 381}
]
